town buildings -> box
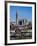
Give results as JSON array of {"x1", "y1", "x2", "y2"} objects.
[{"x1": 10, "y1": 11, "x2": 32, "y2": 32}]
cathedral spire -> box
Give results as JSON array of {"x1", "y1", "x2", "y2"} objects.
[{"x1": 16, "y1": 11, "x2": 18, "y2": 25}]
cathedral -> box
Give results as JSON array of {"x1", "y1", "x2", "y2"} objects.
[
  {"x1": 16, "y1": 11, "x2": 26, "y2": 26},
  {"x1": 10, "y1": 11, "x2": 32, "y2": 31},
  {"x1": 10, "y1": 11, "x2": 32, "y2": 40}
]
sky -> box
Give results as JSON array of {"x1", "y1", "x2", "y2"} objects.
[{"x1": 10, "y1": 6, "x2": 32, "y2": 22}]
